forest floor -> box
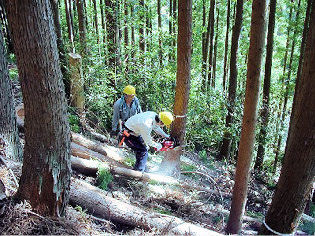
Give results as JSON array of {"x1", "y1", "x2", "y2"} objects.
[{"x1": 0, "y1": 78, "x2": 313, "y2": 235}]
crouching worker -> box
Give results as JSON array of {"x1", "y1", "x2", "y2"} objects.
[{"x1": 121, "y1": 111, "x2": 174, "y2": 172}]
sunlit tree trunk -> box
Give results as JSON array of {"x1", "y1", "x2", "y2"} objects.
[
  {"x1": 76, "y1": 0, "x2": 87, "y2": 56},
  {"x1": 6, "y1": 0, "x2": 71, "y2": 216},
  {"x1": 0, "y1": 27, "x2": 21, "y2": 161},
  {"x1": 226, "y1": 0, "x2": 267, "y2": 233},
  {"x1": 207, "y1": 0, "x2": 215, "y2": 88},
  {"x1": 64, "y1": 0, "x2": 74, "y2": 52},
  {"x1": 222, "y1": 0, "x2": 230, "y2": 93},
  {"x1": 218, "y1": 0, "x2": 243, "y2": 160},
  {"x1": 159, "y1": 0, "x2": 192, "y2": 177},
  {"x1": 157, "y1": 0, "x2": 162, "y2": 65},
  {"x1": 212, "y1": 7, "x2": 219, "y2": 89},
  {"x1": 92, "y1": 0, "x2": 99, "y2": 45},
  {"x1": 139, "y1": 0, "x2": 145, "y2": 52},
  {"x1": 259, "y1": 3, "x2": 315, "y2": 233},
  {"x1": 255, "y1": 0, "x2": 277, "y2": 171}
]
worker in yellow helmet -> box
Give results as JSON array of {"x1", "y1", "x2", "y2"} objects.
[
  {"x1": 121, "y1": 111, "x2": 174, "y2": 172},
  {"x1": 111, "y1": 85, "x2": 142, "y2": 137}
]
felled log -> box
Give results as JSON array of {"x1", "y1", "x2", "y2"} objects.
[
  {"x1": 71, "y1": 132, "x2": 125, "y2": 162},
  {"x1": 70, "y1": 178, "x2": 220, "y2": 235}
]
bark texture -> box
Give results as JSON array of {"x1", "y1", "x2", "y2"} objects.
[
  {"x1": 6, "y1": 0, "x2": 71, "y2": 216},
  {"x1": 226, "y1": 0, "x2": 267, "y2": 233},
  {"x1": 259, "y1": 2, "x2": 315, "y2": 234},
  {"x1": 160, "y1": 0, "x2": 192, "y2": 177}
]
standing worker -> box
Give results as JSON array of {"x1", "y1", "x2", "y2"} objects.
[
  {"x1": 111, "y1": 85, "x2": 142, "y2": 137},
  {"x1": 122, "y1": 111, "x2": 174, "y2": 172}
]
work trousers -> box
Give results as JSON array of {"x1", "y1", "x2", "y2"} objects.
[{"x1": 124, "y1": 134, "x2": 148, "y2": 172}]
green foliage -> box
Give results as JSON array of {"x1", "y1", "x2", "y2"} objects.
[
  {"x1": 153, "y1": 207, "x2": 172, "y2": 215},
  {"x1": 123, "y1": 156, "x2": 136, "y2": 168},
  {"x1": 97, "y1": 167, "x2": 113, "y2": 190},
  {"x1": 68, "y1": 109, "x2": 80, "y2": 133}
]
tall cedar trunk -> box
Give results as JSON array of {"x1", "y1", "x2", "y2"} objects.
[
  {"x1": 105, "y1": 0, "x2": 117, "y2": 68},
  {"x1": 274, "y1": 0, "x2": 301, "y2": 167},
  {"x1": 76, "y1": 0, "x2": 87, "y2": 56},
  {"x1": 218, "y1": 0, "x2": 243, "y2": 160},
  {"x1": 201, "y1": 0, "x2": 207, "y2": 79},
  {"x1": 159, "y1": 0, "x2": 192, "y2": 177},
  {"x1": 130, "y1": 5, "x2": 135, "y2": 60},
  {"x1": 50, "y1": 0, "x2": 71, "y2": 100},
  {"x1": 6, "y1": 0, "x2": 71, "y2": 216},
  {"x1": 226, "y1": 0, "x2": 267, "y2": 233},
  {"x1": 139, "y1": 0, "x2": 145, "y2": 52},
  {"x1": 83, "y1": 0, "x2": 88, "y2": 30},
  {"x1": 259, "y1": 3, "x2": 315, "y2": 233},
  {"x1": 222, "y1": 0, "x2": 230, "y2": 93},
  {"x1": 92, "y1": 0, "x2": 99, "y2": 44},
  {"x1": 212, "y1": 7, "x2": 219, "y2": 89},
  {"x1": 100, "y1": 0, "x2": 106, "y2": 48},
  {"x1": 64, "y1": 0, "x2": 74, "y2": 52},
  {"x1": 0, "y1": 2, "x2": 14, "y2": 54},
  {"x1": 124, "y1": 0, "x2": 129, "y2": 68},
  {"x1": 202, "y1": 3, "x2": 212, "y2": 86},
  {"x1": 255, "y1": 0, "x2": 277, "y2": 170},
  {"x1": 207, "y1": 0, "x2": 215, "y2": 88},
  {"x1": 292, "y1": 0, "x2": 312, "y2": 119},
  {"x1": 157, "y1": 0, "x2": 162, "y2": 65},
  {"x1": 0, "y1": 28, "x2": 21, "y2": 161}
]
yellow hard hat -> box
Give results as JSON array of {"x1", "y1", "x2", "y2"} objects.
[
  {"x1": 159, "y1": 111, "x2": 174, "y2": 127},
  {"x1": 123, "y1": 85, "x2": 136, "y2": 95}
]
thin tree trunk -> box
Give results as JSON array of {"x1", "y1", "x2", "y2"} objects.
[
  {"x1": 259, "y1": 3, "x2": 315, "y2": 233},
  {"x1": 64, "y1": 0, "x2": 74, "y2": 52},
  {"x1": 218, "y1": 0, "x2": 243, "y2": 160},
  {"x1": 157, "y1": 0, "x2": 162, "y2": 65},
  {"x1": 222, "y1": 0, "x2": 230, "y2": 93},
  {"x1": 207, "y1": 0, "x2": 215, "y2": 88},
  {"x1": 76, "y1": 0, "x2": 87, "y2": 56},
  {"x1": 255, "y1": 0, "x2": 277, "y2": 170},
  {"x1": 139, "y1": 0, "x2": 145, "y2": 52},
  {"x1": 92, "y1": 0, "x2": 99, "y2": 45},
  {"x1": 226, "y1": 0, "x2": 267, "y2": 233},
  {"x1": 201, "y1": 0, "x2": 207, "y2": 79},
  {"x1": 212, "y1": 7, "x2": 219, "y2": 89},
  {"x1": 7, "y1": 0, "x2": 71, "y2": 216}
]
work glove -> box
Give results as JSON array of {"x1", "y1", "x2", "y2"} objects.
[{"x1": 153, "y1": 143, "x2": 163, "y2": 151}]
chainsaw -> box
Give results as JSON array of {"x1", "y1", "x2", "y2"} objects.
[{"x1": 157, "y1": 137, "x2": 179, "y2": 151}]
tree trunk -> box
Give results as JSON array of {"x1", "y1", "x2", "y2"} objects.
[
  {"x1": 0, "y1": 2, "x2": 14, "y2": 54},
  {"x1": 218, "y1": 0, "x2": 243, "y2": 160},
  {"x1": 6, "y1": 0, "x2": 71, "y2": 216},
  {"x1": 130, "y1": 5, "x2": 135, "y2": 61},
  {"x1": 139, "y1": 0, "x2": 145, "y2": 52},
  {"x1": 69, "y1": 53, "x2": 85, "y2": 112},
  {"x1": 201, "y1": 0, "x2": 207, "y2": 79},
  {"x1": 259, "y1": 3, "x2": 315, "y2": 233},
  {"x1": 100, "y1": 0, "x2": 106, "y2": 49},
  {"x1": 0, "y1": 27, "x2": 21, "y2": 161},
  {"x1": 124, "y1": 0, "x2": 129, "y2": 65},
  {"x1": 64, "y1": 0, "x2": 75, "y2": 52},
  {"x1": 212, "y1": 7, "x2": 219, "y2": 89},
  {"x1": 207, "y1": 0, "x2": 215, "y2": 88},
  {"x1": 222, "y1": 0, "x2": 230, "y2": 93},
  {"x1": 157, "y1": 0, "x2": 162, "y2": 65},
  {"x1": 105, "y1": 0, "x2": 117, "y2": 68},
  {"x1": 255, "y1": 0, "x2": 277, "y2": 171},
  {"x1": 226, "y1": 0, "x2": 267, "y2": 233},
  {"x1": 92, "y1": 0, "x2": 99, "y2": 45},
  {"x1": 50, "y1": 0, "x2": 71, "y2": 100},
  {"x1": 159, "y1": 0, "x2": 192, "y2": 177},
  {"x1": 76, "y1": 0, "x2": 87, "y2": 56},
  {"x1": 70, "y1": 178, "x2": 220, "y2": 235}
]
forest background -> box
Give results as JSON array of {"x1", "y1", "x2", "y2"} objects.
[{"x1": 0, "y1": 0, "x2": 314, "y2": 234}]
